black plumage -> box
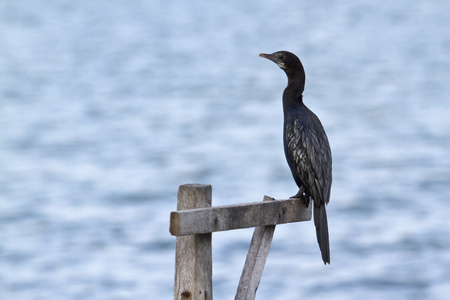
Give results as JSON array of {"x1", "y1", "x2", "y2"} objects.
[{"x1": 259, "y1": 51, "x2": 332, "y2": 264}]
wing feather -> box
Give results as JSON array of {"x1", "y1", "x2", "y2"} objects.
[{"x1": 285, "y1": 110, "x2": 332, "y2": 205}]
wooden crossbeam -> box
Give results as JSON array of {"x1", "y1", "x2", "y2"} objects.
[{"x1": 170, "y1": 195, "x2": 311, "y2": 236}]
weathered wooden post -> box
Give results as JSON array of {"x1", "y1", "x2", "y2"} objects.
[
  {"x1": 174, "y1": 184, "x2": 212, "y2": 300},
  {"x1": 170, "y1": 184, "x2": 312, "y2": 300}
]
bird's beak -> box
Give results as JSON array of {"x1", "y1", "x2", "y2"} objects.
[{"x1": 259, "y1": 53, "x2": 285, "y2": 69}]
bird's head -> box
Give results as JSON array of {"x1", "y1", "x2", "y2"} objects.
[{"x1": 259, "y1": 51, "x2": 305, "y2": 84}]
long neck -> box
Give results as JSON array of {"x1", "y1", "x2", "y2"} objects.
[
  {"x1": 287, "y1": 71, "x2": 305, "y2": 88},
  {"x1": 283, "y1": 74, "x2": 305, "y2": 108}
]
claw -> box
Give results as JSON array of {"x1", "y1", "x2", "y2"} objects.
[
  {"x1": 303, "y1": 193, "x2": 311, "y2": 207},
  {"x1": 290, "y1": 186, "x2": 306, "y2": 199}
]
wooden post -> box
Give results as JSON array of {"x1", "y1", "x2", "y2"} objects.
[
  {"x1": 174, "y1": 184, "x2": 212, "y2": 300},
  {"x1": 235, "y1": 196, "x2": 276, "y2": 300},
  {"x1": 171, "y1": 184, "x2": 312, "y2": 300}
]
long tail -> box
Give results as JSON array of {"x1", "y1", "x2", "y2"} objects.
[{"x1": 313, "y1": 204, "x2": 330, "y2": 264}]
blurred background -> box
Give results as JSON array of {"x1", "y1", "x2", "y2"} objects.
[{"x1": 1, "y1": 0, "x2": 449, "y2": 299}]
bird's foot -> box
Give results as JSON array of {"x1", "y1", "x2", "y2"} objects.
[
  {"x1": 303, "y1": 193, "x2": 311, "y2": 207},
  {"x1": 290, "y1": 187, "x2": 310, "y2": 207},
  {"x1": 290, "y1": 190, "x2": 304, "y2": 199}
]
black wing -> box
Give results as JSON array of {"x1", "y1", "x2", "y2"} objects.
[{"x1": 285, "y1": 110, "x2": 332, "y2": 205}]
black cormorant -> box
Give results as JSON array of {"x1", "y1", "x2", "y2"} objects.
[{"x1": 260, "y1": 51, "x2": 332, "y2": 264}]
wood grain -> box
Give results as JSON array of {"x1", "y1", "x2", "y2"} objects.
[
  {"x1": 174, "y1": 184, "x2": 213, "y2": 300},
  {"x1": 170, "y1": 196, "x2": 311, "y2": 236}
]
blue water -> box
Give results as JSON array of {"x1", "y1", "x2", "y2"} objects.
[{"x1": 1, "y1": 1, "x2": 450, "y2": 299}]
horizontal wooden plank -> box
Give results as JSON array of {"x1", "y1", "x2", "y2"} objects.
[{"x1": 169, "y1": 196, "x2": 311, "y2": 236}]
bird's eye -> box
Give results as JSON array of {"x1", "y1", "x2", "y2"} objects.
[{"x1": 279, "y1": 55, "x2": 284, "y2": 60}]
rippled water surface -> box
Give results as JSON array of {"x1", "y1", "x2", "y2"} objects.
[{"x1": 1, "y1": 1, "x2": 450, "y2": 299}]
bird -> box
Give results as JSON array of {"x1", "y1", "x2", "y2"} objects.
[{"x1": 259, "y1": 51, "x2": 332, "y2": 264}]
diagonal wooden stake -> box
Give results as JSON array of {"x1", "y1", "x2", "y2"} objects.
[{"x1": 235, "y1": 196, "x2": 276, "y2": 300}]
